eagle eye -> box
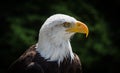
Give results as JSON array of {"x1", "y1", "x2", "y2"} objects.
[{"x1": 63, "y1": 22, "x2": 71, "y2": 28}]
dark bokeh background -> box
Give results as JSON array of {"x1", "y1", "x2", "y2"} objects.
[{"x1": 0, "y1": 0, "x2": 120, "y2": 73}]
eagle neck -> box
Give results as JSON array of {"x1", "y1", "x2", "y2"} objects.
[{"x1": 37, "y1": 32, "x2": 74, "y2": 64}]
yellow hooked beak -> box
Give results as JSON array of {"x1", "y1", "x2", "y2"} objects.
[{"x1": 66, "y1": 21, "x2": 89, "y2": 37}]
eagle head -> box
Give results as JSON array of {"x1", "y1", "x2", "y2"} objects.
[{"x1": 37, "y1": 14, "x2": 89, "y2": 64}]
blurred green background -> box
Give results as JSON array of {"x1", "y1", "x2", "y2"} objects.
[{"x1": 0, "y1": 0, "x2": 120, "y2": 73}]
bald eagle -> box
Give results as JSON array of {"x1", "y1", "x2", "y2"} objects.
[{"x1": 8, "y1": 14, "x2": 89, "y2": 73}]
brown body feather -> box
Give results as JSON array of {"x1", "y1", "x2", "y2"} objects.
[{"x1": 8, "y1": 45, "x2": 82, "y2": 73}]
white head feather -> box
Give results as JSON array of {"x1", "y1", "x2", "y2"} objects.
[{"x1": 36, "y1": 14, "x2": 77, "y2": 64}]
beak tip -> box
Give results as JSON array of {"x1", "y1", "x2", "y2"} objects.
[
  {"x1": 86, "y1": 34, "x2": 88, "y2": 38},
  {"x1": 86, "y1": 31, "x2": 89, "y2": 38}
]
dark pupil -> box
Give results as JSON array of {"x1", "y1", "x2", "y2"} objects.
[{"x1": 63, "y1": 22, "x2": 70, "y2": 28}]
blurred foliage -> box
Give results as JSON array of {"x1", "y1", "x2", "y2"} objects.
[{"x1": 0, "y1": 0, "x2": 119, "y2": 73}]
